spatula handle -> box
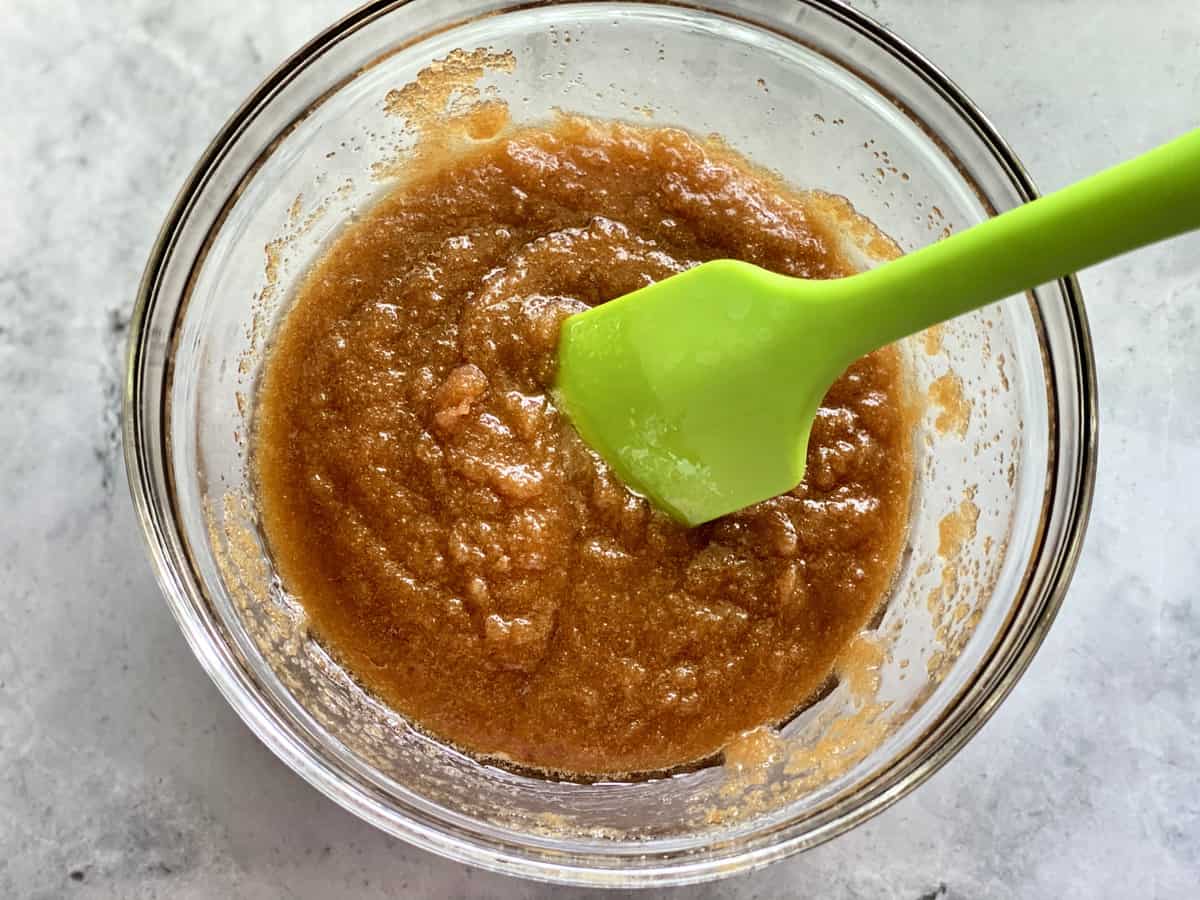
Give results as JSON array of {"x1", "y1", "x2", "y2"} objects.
[{"x1": 830, "y1": 127, "x2": 1200, "y2": 358}]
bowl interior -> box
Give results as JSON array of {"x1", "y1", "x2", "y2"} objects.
[{"x1": 131, "y1": 0, "x2": 1088, "y2": 886}]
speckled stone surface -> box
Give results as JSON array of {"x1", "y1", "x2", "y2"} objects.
[{"x1": 2, "y1": 1, "x2": 1198, "y2": 897}]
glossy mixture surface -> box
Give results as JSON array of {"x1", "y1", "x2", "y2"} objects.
[{"x1": 254, "y1": 117, "x2": 914, "y2": 776}]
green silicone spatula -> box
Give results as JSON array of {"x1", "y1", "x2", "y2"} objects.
[{"x1": 555, "y1": 128, "x2": 1200, "y2": 526}]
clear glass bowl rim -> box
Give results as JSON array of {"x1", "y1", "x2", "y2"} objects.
[{"x1": 123, "y1": 0, "x2": 1099, "y2": 886}]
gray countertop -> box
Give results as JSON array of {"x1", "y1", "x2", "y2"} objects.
[{"x1": 3, "y1": 1, "x2": 1198, "y2": 897}]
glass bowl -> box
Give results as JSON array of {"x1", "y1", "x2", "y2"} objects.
[{"x1": 124, "y1": 0, "x2": 1096, "y2": 887}]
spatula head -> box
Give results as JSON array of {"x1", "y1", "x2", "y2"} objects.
[{"x1": 554, "y1": 259, "x2": 847, "y2": 526}]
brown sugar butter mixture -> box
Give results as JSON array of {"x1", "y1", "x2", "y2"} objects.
[{"x1": 255, "y1": 116, "x2": 914, "y2": 777}]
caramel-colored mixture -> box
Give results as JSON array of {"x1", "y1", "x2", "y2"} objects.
[{"x1": 255, "y1": 117, "x2": 913, "y2": 777}]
